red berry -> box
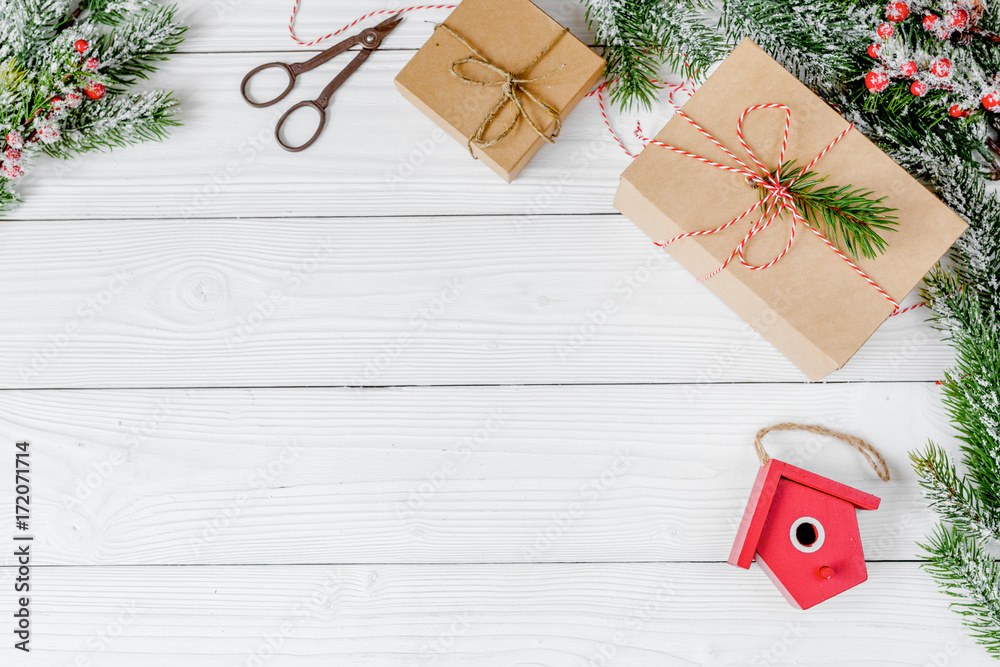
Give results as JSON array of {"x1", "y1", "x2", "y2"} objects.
[
  {"x1": 900, "y1": 60, "x2": 918, "y2": 77},
  {"x1": 83, "y1": 57, "x2": 99, "y2": 72},
  {"x1": 983, "y1": 89, "x2": 1000, "y2": 111},
  {"x1": 910, "y1": 80, "x2": 928, "y2": 96},
  {"x1": 867, "y1": 43, "x2": 882, "y2": 58},
  {"x1": 877, "y1": 22, "x2": 895, "y2": 39},
  {"x1": 2, "y1": 162, "x2": 24, "y2": 179},
  {"x1": 36, "y1": 123, "x2": 60, "y2": 144},
  {"x1": 930, "y1": 58, "x2": 952, "y2": 78},
  {"x1": 947, "y1": 8, "x2": 969, "y2": 31},
  {"x1": 949, "y1": 104, "x2": 970, "y2": 117},
  {"x1": 84, "y1": 81, "x2": 105, "y2": 100},
  {"x1": 74, "y1": 39, "x2": 88, "y2": 53},
  {"x1": 923, "y1": 12, "x2": 952, "y2": 38},
  {"x1": 886, "y1": 1, "x2": 909, "y2": 21},
  {"x1": 6, "y1": 131, "x2": 23, "y2": 150},
  {"x1": 865, "y1": 71, "x2": 890, "y2": 92}
]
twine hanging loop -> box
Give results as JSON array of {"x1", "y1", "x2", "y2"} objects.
[
  {"x1": 754, "y1": 422, "x2": 890, "y2": 482},
  {"x1": 435, "y1": 23, "x2": 567, "y2": 155}
]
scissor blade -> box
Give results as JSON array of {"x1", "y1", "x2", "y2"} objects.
[{"x1": 373, "y1": 13, "x2": 404, "y2": 38}]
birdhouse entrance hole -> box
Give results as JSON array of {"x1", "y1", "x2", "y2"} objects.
[{"x1": 789, "y1": 516, "x2": 825, "y2": 553}]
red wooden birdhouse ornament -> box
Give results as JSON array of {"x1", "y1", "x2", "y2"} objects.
[{"x1": 728, "y1": 424, "x2": 889, "y2": 610}]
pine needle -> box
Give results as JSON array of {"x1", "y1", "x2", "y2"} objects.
[
  {"x1": 769, "y1": 161, "x2": 899, "y2": 259},
  {"x1": 583, "y1": 0, "x2": 727, "y2": 110}
]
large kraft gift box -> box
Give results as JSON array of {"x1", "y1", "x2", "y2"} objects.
[
  {"x1": 394, "y1": 0, "x2": 604, "y2": 182},
  {"x1": 614, "y1": 39, "x2": 967, "y2": 381}
]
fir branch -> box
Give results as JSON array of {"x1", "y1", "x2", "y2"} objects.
[
  {"x1": 0, "y1": 0, "x2": 72, "y2": 64},
  {"x1": 920, "y1": 524, "x2": 1000, "y2": 656},
  {"x1": 774, "y1": 162, "x2": 899, "y2": 259},
  {"x1": 0, "y1": 0, "x2": 184, "y2": 214},
  {"x1": 720, "y1": 0, "x2": 873, "y2": 91},
  {"x1": 87, "y1": 0, "x2": 156, "y2": 24},
  {"x1": 912, "y1": 442, "x2": 1000, "y2": 544},
  {"x1": 922, "y1": 163, "x2": 1000, "y2": 318},
  {"x1": 913, "y1": 143, "x2": 1000, "y2": 661},
  {"x1": 0, "y1": 177, "x2": 19, "y2": 212},
  {"x1": 41, "y1": 89, "x2": 179, "y2": 155},
  {"x1": 584, "y1": 0, "x2": 727, "y2": 110},
  {"x1": 90, "y1": 2, "x2": 187, "y2": 86},
  {"x1": 937, "y1": 321, "x2": 1000, "y2": 512}
]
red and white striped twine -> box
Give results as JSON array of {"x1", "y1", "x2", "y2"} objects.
[
  {"x1": 889, "y1": 301, "x2": 926, "y2": 316},
  {"x1": 288, "y1": 1, "x2": 456, "y2": 47},
  {"x1": 635, "y1": 103, "x2": 900, "y2": 310},
  {"x1": 586, "y1": 77, "x2": 695, "y2": 159}
]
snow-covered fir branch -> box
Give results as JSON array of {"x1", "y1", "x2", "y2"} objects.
[
  {"x1": 584, "y1": 0, "x2": 726, "y2": 109},
  {"x1": 721, "y1": 0, "x2": 875, "y2": 90},
  {"x1": 0, "y1": 0, "x2": 184, "y2": 210},
  {"x1": 84, "y1": 2, "x2": 185, "y2": 82},
  {"x1": 0, "y1": 0, "x2": 71, "y2": 64},
  {"x1": 922, "y1": 525, "x2": 1000, "y2": 656},
  {"x1": 46, "y1": 89, "x2": 178, "y2": 154},
  {"x1": 913, "y1": 441, "x2": 1000, "y2": 545}
]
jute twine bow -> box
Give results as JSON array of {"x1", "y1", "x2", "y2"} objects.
[
  {"x1": 639, "y1": 104, "x2": 899, "y2": 309},
  {"x1": 435, "y1": 23, "x2": 568, "y2": 156},
  {"x1": 754, "y1": 422, "x2": 891, "y2": 482}
]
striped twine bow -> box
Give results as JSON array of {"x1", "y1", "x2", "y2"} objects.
[{"x1": 637, "y1": 104, "x2": 899, "y2": 309}]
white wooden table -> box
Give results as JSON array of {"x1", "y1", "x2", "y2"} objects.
[{"x1": 0, "y1": 1, "x2": 991, "y2": 664}]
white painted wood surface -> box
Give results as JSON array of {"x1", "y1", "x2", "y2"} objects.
[
  {"x1": 0, "y1": 216, "x2": 950, "y2": 387},
  {"x1": 0, "y1": 0, "x2": 994, "y2": 663},
  {"x1": 0, "y1": 384, "x2": 954, "y2": 564},
  {"x1": 0, "y1": 564, "x2": 985, "y2": 666}
]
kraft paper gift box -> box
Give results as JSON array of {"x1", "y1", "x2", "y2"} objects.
[
  {"x1": 613, "y1": 39, "x2": 967, "y2": 381},
  {"x1": 394, "y1": 0, "x2": 605, "y2": 182}
]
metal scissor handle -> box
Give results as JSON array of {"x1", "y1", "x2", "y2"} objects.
[
  {"x1": 272, "y1": 27, "x2": 393, "y2": 152},
  {"x1": 274, "y1": 99, "x2": 327, "y2": 153},
  {"x1": 240, "y1": 61, "x2": 300, "y2": 108},
  {"x1": 239, "y1": 35, "x2": 352, "y2": 110},
  {"x1": 240, "y1": 15, "x2": 403, "y2": 152}
]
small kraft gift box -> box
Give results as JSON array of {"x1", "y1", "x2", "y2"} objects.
[
  {"x1": 394, "y1": 0, "x2": 605, "y2": 182},
  {"x1": 614, "y1": 39, "x2": 968, "y2": 381}
]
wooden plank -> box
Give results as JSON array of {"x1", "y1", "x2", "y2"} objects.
[
  {"x1": 0, "y1": 384, "x2": 957, "y2": 564},
  {"x1": 173, "y1": 0, "x2": 598, "y2": 52},
  {"x1": 0, "y1": 563, "x2": 990, "y2": 665},
  {"x1": 5, "y1": 51, "x2": 663, "y2": 221},
  {"x1": 0, "y1": 216, "x2": 951, "y2": 387},
  {"x1": 13, "y1": 44, "x2": 996, "y2": 225}
]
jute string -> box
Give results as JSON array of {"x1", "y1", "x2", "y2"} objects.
[
  {"x1": 754, "y1": 423, "x2": 890, "y2": 482},
  {"x1": 435, "y1": 23, "x2": 568, "y2": 155}
]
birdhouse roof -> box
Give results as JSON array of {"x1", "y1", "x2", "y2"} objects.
[{"x1": 728, "y1": 459, "x2": 881, "y2": 569}]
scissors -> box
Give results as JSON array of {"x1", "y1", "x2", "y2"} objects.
[{"x1": 240, "y1": 14, "x2": 404, "y2": 152}]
